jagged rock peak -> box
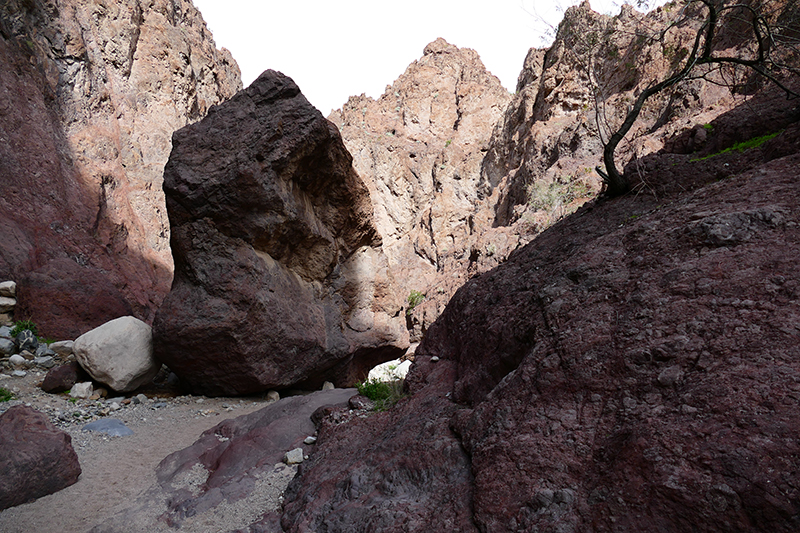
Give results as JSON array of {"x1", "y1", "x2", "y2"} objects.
[{"x1": 423, "y1": 37, "x2": 459, "y2": 55}]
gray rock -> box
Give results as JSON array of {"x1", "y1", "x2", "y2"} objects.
[
  {"x1": 11, "y1": 370, "x2": 27, "y2": 377},
  {"x1": 19, "y1": 350, "x2": 34, "y2": 360},
  {"x1": 134, "y1": 393, "x2": 148, "y2": 404},
  {"x1": 322, "y1": 381, "x2": 335, "y2": 391},
  {"x1": 35, "y1": 344, "x2": 56, "y2": 357},
  {"x1": 0, "y1": 326, "x2": 11, "y2": 339},
  {"x1": 657, "y1": 366, "x2": 683, "y2": 388},
  {"x1": 0, "y1": 338, "x2": 15, "y2": 355},
  {"x1": 266, "y1": 390, "x2": 280, "y2": 402},
  {"x1": 304, "y1": 436, "x2": 318, "y2": 445},
  {"x1": 73, "y1": 316, "x2": 158, "y2": 392},
  {"x1": 82, "y1": 418, "x2": 133, "y2": 437},
  {"x1": 49, "y1": 341, "x2": 74, "y2": 356},
  {"x1": 9, "y1": 354, "x2": 27, "y2": 367},
  {"x1": 0, "y1": 281, "x2": 15, "y2": 298},
  {"x1": 34, "y1": 356, "x2": 56, "y2": 369},
  {"x1": 284, "y1": 448, "x2": 305, "y2": 465},
  {"x1": 0, "y1": 297, "x2": 15, "y2": 313},
  {"x1": 15, "y1": 330, "x2": 38, "y2": 353},
  {"x1": 70, "y1": 382, "x2": 93, "y2": 399},
  {"x1": 431, "y1": 356, "x2": 440, "y2": 362}
]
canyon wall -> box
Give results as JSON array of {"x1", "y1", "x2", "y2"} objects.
[{"x1": 0, "y1": 0, "x2": 240, "y2": 337}]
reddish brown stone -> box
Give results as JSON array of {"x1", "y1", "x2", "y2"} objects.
[
  {"x1": 41, "y1": 361, "x2": 91, "y2": 394},
  {"x1": 0, "y1": 406, "x2": 81, "y2": 510}
]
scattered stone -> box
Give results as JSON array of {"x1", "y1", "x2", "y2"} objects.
[
  {"x1": 322, "y1": 381, "x2": 335, "y2": 391},
  {"x1": 266, "y1": 390, "x2": 280, "y2": 402},
  {"x1": 81, "y1": 418, "x2": 133, "y2": 437},
  {"x1": 152, "y1": 401, "x2": 167, "y2": 409},
  {"x1": 73, "y1": 316, "x2": 159, "y2": 392},
  {"x1": 19, "y1": 350, "x2": 34, "y2": 360},
  {"x1": 348, "y1": 395, "x2": 375, "y2": 411},
  {"x1": 11, "y1": 370, "x2": 26, "y2": 377},
  {"x1": 304, "y1": 436, "x2": 318, "y2": 445},
  {"x1": 0, "y1": 406, "x2": 81, "y2": 510},
  {"x1": 33, "y1": 356, "x2": 56, "y2": 369},
  {"x1": 134, "y1": 393, "x2": 148, "y2": 404},
  {"x1": 284, "y1": 447, "x2": 305, "y2": 465},
  {"x1": 69, "y1": 382, "x2": 93, "y2": 399},
  {"x1": 657, "y1": 366, "x2": 683, "y2": 388},
  {"x1": 0, "y1": 325, "x2": 11, "y2": 338},
  {"x1": 0, "y1": 297, "x2": 15, "y2": 313},
  {"x1": 9, "y1": 354, "x2": 27, "y2": 368},
  {"x1": 15, "y1": 330, "x2": 38, "y2": 353},
  {"x1": 41, "y1": 362, "x2": 90, "y2": 394},
  {"x1": 49, "y1": 341, "x2": 74, "y2": 356},
  {"x1": 0, "y1": 281, "x2": 15, "y2": 298},
  {"x1": 430, "y1": 356, "x2": 440, "y2": 362},
  {"x1": 0, "y1": 338, "x2": 14, "y2": 355},
  {"x1": 96, "y1": 388, "x2": 108, "y2": 398},
  {"x1": 35, "y1": 344, "x2": 55, "y2": 357}
]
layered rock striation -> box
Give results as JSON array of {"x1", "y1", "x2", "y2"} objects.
[
  {"x1": 154, "y1": 70, "x2": 408, "y2": 396},
  {"x1": 0, "y1": 0, "x2": 241, "y2": 338}
]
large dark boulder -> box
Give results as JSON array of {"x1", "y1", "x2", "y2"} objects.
[
  {"x1": 0, "y1": 406, "x2": 81, "y2": 510},
  {"x1": 153, "y1": 70, "x2": 407, "y2": 396}
]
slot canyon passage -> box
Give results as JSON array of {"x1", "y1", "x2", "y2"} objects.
[{"x1": 1, "y1": 0, "x2": 800, "y2": 531}]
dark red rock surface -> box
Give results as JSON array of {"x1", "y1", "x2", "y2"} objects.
[
  {"x1": 0, "y1": 406, "x2": 81, "y2": 510},
  {"x1": 273, "y1": 91, "x2": 800, "y2": 532},
  {"x1": 154, "y1": 70, "x2": 407, "y2": 396},
  {"x1": 41, "y1": 361, "x2": 91, "y2": 393}
]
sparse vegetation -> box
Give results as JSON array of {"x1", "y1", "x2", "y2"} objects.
[
  {"x1": 356, "y1": 377, "x2": 406, "y2": 411},
  {"x1": 690, "y1": 131, "x2": 783, "y2": 162},
  {"x1": 10, "y1": 320, "x2": 38, "y2": 337},
  {"x1": 407, "y1": 290, "x2": 425, "y2": 314},
  {"x1": 0, "y1": 387, "x2": 13, "y2": 402}
]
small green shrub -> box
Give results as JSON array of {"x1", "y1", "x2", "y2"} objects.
[
  {"x1": 407, "y1": 290, "x2": 425, "y2": 314},
  {"x1": 445, "y1": 139, "x2": 452, "y2": 147},
  {"x1": 0, "y1": 387, "x2": 13, "y2": 402},
  {"x1": 356, "y1": 378, "x2": 405, "y2": 411},
  {"x1": 702, "y1": 123, "x2": 714, "y2": 131},
  {"x1": 10, "y1": 320, "x2": 38, "y2": 337}
]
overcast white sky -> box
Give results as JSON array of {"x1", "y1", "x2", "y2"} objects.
[{"x1": 192, "y1": 1, "x2": 656, "y2": 115}]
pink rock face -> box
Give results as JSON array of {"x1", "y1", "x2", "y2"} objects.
[
  {"x1": 0, "y1": 0, "x2": 241, "y2": 338},
  {"x1": 0, "y1": 406, "x2": 81, "y2": 510},
  {"x1": 153, "y1": 70, "x2": 408, "y2": 396}
]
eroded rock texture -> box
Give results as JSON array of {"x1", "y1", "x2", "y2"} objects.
[
  {"x1": 154, "y1": 71, "x2": 408, "y2": 396},
  {"x1": 0, "y1": 0, "x2": 240, "y2": 338}
]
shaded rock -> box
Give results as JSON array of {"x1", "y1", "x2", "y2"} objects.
[
  {"x1": 284, "y1": 448, "x2": 304, "y2": 465},
  {"x1": 33, "y1": 356, "x2": 56, "y2": 369},
  {"x1": 35, "y1": 343, "x2": 55, "y2": 357},
  {"x1": 153, "y1": 70, "x2": 407, "y2": 396},
  {"x1": 14, "y1": 329, "x2": 37, "y2": 352},
  {"x1": 0, "y1": 0, "x2": 241, "y2": 338},
  {"x1": 0, "y1": 338, "x2": 14, "y2": 355},
  {"x1": 8, "y1": 354, "x2": 27, "y2": 368},
  {"x1": 0, "y1": 297, "x2": 15, "y2": 313},
  {"x1": 0, "y1": 406, "x2": 81, "y2": 510},
  {"x1": 41, "y1": 362, "x2": 90, "y2": 394},
  {"x1": 82, "y1": 419, "x2": 133, "y2": 437},
  {"x1": 94, "y1": 389, "x2": 354, "y2": 531},
  {"x1": 73, "y1": 316, "x2": 158, "y2": 392}
]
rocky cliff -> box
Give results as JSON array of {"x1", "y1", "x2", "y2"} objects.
[
  {"x1": 267, "y1": 3, "x2": 800, "y2": 532},
  {"x1": 0, "y1": 0, "x2": 241, "y2": 338},
  {"x1": 330, "y1": 38, "x2": 516, "y2": 342}
]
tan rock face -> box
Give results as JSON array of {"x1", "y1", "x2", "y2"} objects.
[
  {"x1": 330, "y1": 38, "x2": 513, "y2": 341},
  {"x1": 0, "y1": 0, "x2": 241, "y2": 337}
]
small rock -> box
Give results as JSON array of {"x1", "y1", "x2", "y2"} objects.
[
  {"x1": 657, "y1": 366, "x2": 683, "y2": 388},
  {"x1": 109, "y1": 402, "x2": 121, "y2": 411},
  {"x1": 266, "y1": 390, "x2": 280, "y2": 402},
  {"x1": 9, "y1": 354, "x2": 28, "y2": 368},
  {"x1": 49, "y1": 341, "x2": 74, "y2": 356},
  {"x1": 431, "y1": 356, "x2": 440, "y2": 362},
  {"x1": 348, "y1": 394, "x2": 375, "y2": 410},
  {"x1": 34, "y1": 356, "x2": 56, "y2": 369},
  {"x1": 304, "y1": 436, "x2": 318, "y2": 445},
  {"x1": 284, "y1": 447, "x2": 305, "y2": 464},
  {"x1": 35, "y1": 344, "x2": 56, "y2": 357},
  {"x1": 152, "y1": 401, "x2": 167, "y2": 409},
  {"x1": 19, "y1": 350, "x2": 34, "y2": 361},
  {"x1": 11, "y1": 370, "x2": 26, "y2": 377},
  {"x1": 82, "y1": 418, "x2": 134, "y2": 437},
  {"x1": 134, "y1": 393, "x2": 148, "y2": 404},
  {"x1": 70, "y1": 382, "x2": 94, "y2": 399},
  {"x1": 681, "y1": 404, "x2": 699, "y2": 414},
  {"x1": 41, "y1": 362, "x2": 90, "y2": 393},
  {"x1": 322, "y1": 381, "x2": 335, "y2": 391},
  {"x1": 0, "y1": 338, "x2": 14, "y2": 355},
  {"x1": 15, "y1": 330, "x2": 38, "y2": 353},
  {"x1": 96, "y1": 388, "x2": 108, "y2": 398},
  {"x1": 0, "y1": 281, "x2": 16, "y2": 298},
  {"x1": 0, "y1": 297, "x2": 15, "y2": 313}
]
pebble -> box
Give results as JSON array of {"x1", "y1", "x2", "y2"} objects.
[
  {"x1": 152, "y1": 401, "x2": 167, "y2": 409},
  {"x1": 431, "y1": 356, "x2": 440, "y2": 362},
  {"x1": 322, "y1": 381, "x2": 335, "y2": 391},
  {"x1": 9, "y1": 354, "x2": 27, "y2": 367},
  {"x1": 284, "y1": 447, "x2": 304, "y2": 464},
  {"x1": 12, "y1": 370, "x2": 26, "y2": 377},
  {"x1": 304, "y1": 436, "x2": 317, "y2": 445},
  {"x1": 82, "y1": 418, "x2": 134, "y2": 437},
  {"x1": 266, "y1": 390, "x2": 280, "y2": 402}
]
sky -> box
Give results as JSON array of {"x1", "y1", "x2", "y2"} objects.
[{"x1": 192, "y1": 1, "x2": 655, "y2": 116}]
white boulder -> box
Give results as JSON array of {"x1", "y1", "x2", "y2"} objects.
[
  {"x1": 0, "y1": 281, "x2": 15, "y2": 297},
  {"x1": 0, "y1": 297, "x2": 15, "y2": 313},
  {"x1": 70, "y1": 381, "x2": 93, "y2": 399},
  {"x1": 73, "y1": 316, "x2": 158, "y2": 392}
]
